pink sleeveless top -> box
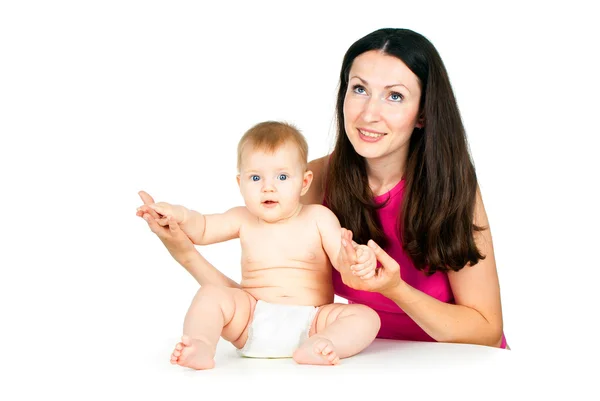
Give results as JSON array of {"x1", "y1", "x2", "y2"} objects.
[{"x1": 327, "y1": 178, "x2": 508, "y2": 348}]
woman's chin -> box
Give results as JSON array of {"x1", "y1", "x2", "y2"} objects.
[{"x1": 354, "y1": 147, "x2": 383, "y2": 161}]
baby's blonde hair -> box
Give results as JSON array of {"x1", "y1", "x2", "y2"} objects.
[{"x1": 237, "y1": 121, "x2": 308, "y2": 171}]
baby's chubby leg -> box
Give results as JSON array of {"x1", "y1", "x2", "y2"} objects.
[
  {"x1": 293, "y1": 303, "x2": 380, "y2": 366},
  {"x1": 170, "y1": 284, "x2": 256, "y2": 370}
]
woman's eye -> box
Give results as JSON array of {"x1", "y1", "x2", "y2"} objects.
[
  {"x1": 278, "y1": 174, "x2": 288, "y2": 181},
  {"x1": 389, "y1": 92, "x2": 404, "y2": 102},
  {"x1": 251, "y1": 175, "x2": 260, "y2": 181},
  {"x1": 352, "y1": 85, "x2": 366, "y2": 95}
]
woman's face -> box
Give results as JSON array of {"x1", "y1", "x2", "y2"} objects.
[{"x1": 343, "y1": 50, "x2": 423, "y2": 164}]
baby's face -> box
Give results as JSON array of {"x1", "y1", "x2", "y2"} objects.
[{"x1": 237, "y1": 141, "x2": 310, "y2": 223}]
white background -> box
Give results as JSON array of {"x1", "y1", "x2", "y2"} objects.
[{"x1": 1, "y1": 0, "x2": 599, "y2": 399}]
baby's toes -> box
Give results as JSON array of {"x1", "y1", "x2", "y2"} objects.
[
  {"x1": 314, "y1": 341, "x2": 331, "y2": 355},
  {"x1": 178, "y1": 348, "x2": 194, "y2": 364},
  {"x1": 321, "y1": 346, "x2": 333, "y2": 356},
  {"x1": 181, "y1": 335, "x2": 192, "y2": 347}
]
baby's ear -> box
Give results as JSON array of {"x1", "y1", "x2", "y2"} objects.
[
  {"x1": 300, "y1": 170, "x2": 314, "y2": 196},
  {"x1": 236, "y1": 174, "x2": 241, "y2": 188}
]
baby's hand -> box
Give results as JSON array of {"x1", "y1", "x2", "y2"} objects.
[
  {"x1": 137, "y1": 202, "x2": 189, "y2": 227},
  {"x1": 350, "y1": 244, "x2": 377, "y2": 280}
]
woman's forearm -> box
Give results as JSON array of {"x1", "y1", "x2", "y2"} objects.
[
  {"x1": 383, "y1": 282, "x2": 503, "y2": 347},
  {"x1": 171, "y1": 248, "x2": 240, "y2": 289}
]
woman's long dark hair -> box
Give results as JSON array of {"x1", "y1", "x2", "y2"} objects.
[{"x1": 325, "y1": 28, "x2": 485, "y2": 275}]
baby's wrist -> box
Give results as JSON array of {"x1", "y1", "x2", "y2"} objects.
[{"x1": 180, "y1": 207, "x2": 194, "y2": 225}]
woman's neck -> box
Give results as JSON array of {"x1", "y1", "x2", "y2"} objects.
[{"x1": 365, "y1": 156, "x2": 406, "y2": 196}]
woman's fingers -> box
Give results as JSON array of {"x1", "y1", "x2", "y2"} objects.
[
  {"x1": 142, "y1": 213, "x2": 165, "y2": 236},
  {"x1": 156, "y1": 217, "x2": 170, "y2": 227},
  {"x1": 137, "y1": 204, "x2": 160, "y2": 220},
  {"x1": 166, "y1": 216, "x2": 181, "y2": 233}
]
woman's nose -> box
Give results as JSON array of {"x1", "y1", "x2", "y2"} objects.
[{"x1": 362, "y1": 96, "x2": 382, "y2": 122}]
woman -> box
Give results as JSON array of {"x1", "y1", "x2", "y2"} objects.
[{"x1": 138, "y1": 28, "x2": 508, "y2": 348}]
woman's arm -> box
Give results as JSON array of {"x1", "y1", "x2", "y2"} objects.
[
  {"x1": 385, "y1": 188, "x2": 503, "y2": 346},
  {"x1": 138, "y1": 191, "x2": 240, "y2": 288},
  {"x1": 173, "y1": 240, "x2": 241, "y2": 289},
  {"x1": 339, "y1": 188, "x2": 504, "y2": 347}
]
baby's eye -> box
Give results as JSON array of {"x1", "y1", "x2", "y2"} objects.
[
  {"x1": 251, "y1": 175, "x2": 260, "y2": 182},
  {"x1": 352, "y1": 84, "x2": 366, "y2": 95},
  {"x1": 389, "y1": 92, "x2": 404, "y2": 102},
  {"x1": 277, "y1": 174, "x2": 288, "y2": 181}
]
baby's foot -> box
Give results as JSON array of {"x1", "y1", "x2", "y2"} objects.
[
  {"x1": 293, "y1": 336, "x2": 340, "y2": 366},
  {"x1": 170, "y1": 335, "x2": 215, "y2": 370}
]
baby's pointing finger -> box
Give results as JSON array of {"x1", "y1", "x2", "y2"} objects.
[{"x1": 138, "y1": 190, "x2": 156, "y2": 205}]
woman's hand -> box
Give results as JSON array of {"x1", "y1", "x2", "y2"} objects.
[
  {"x1": 136, "y1": 191, "x2": 196, "y2": 258},
  {"x1": 338, "y1": 228, "x2": 403, "y2": 295}
]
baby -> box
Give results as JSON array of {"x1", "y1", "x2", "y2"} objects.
[{"x1": 138, "y1": 121, "x2": 380, "y2": 369}]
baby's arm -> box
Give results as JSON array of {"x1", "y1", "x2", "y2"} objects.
[
  {"x1": 315, "y1": 206, "x2": 377, "y2": 279},
  {"x1": 188, "y1": 207, "x2": 248, "y2": 245},
  {"x1": 314, "y1": 206, "x2": 345, "y2": 272},
  {"x1": 143, "y1": 202, "x2": 247, "y2": 245}
]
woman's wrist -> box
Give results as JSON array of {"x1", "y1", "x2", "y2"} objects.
[
  {"x1": 161, "y1": 233, "x2": 196, "y2": 255},
  {"x1": 167, "y1": 245, "x2": 198, "y2": 266},
  {"x1": 379, "y1": 279, "x2": 410, "y2": 302}
]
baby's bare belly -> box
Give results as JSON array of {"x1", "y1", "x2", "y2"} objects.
[{"x1": 241, "y1": 266, "x2": 334, "y2": 306}]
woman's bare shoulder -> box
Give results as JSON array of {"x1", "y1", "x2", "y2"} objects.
[{"x1": 302, "y1": 155, "x2": 330, "y2": 205}]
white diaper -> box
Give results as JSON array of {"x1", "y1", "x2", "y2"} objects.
[{"x1": 237, "y1": 300, "x2": 319, "y2": 358}]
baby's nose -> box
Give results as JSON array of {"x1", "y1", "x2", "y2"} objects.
[{"x1": 262, "y1": 181, "x2": 275, "y2": 192}]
